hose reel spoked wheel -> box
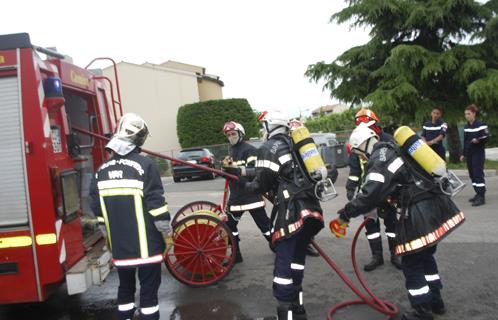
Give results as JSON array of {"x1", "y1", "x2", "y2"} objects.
[
  {"x1": 172, "y1": 200, "x2": 225, "y2": 226},
  {"x1": 165, "y1": 211, "x2": 236, "y2": 287}
]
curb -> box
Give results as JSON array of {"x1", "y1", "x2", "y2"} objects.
[{"x1": 451, "y1": 169, "x2": 497, "y2": 177}]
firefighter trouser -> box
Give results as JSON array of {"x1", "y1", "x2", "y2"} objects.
[
  {"x1": 431, "y1": 144, "x2": 446, "y2": 161},
  {"x1": 226, "y1": 207, "x2": 271, "y2": 241},
  {"x1": 117, "y1": 263, "x2": 162, "y2": 320},
  {"x1": 365, "y1": 208, "x2": 397, "y2": 251},
  {"x1": 273, "y1": 227, "x2": 314, "y2": 302},
  {"x1": 401, "y1": 245, "x2": 442, "y2": 306},
  {"x1": 467, "y1": 150, "x2": 486, "y2": 196}
]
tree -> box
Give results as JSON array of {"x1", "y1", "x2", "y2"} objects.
[
  {"x1": 177, "y1": 98, "x2": 259, "y2": 148},
  {"x1": 306, "y1": 0, "x2": 498, "y2": 162}
]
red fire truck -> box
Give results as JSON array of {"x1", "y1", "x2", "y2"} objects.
[{"x1": 0, "y1": 33, "x2": 120, "y2": 303}]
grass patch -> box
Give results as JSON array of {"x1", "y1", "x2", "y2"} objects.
[{"x1": 446, "y1": 159, "x2": 498, "y2": 170}]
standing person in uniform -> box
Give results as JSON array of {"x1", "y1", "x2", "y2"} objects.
[
  {"x1": 421, "y1": 107, "x2": 448, "y2": 160},
  {"x1": 346, "y1": 108, "x2": 401, "y2": 271},
  {"x1": 224, "y1": 110, "x2": 324, "y2": 319},
  {"x1": 460, "y1": 104, "x2": 489, "y2": 206},
  {"x1": 90, "y1": 113, "x2": 171, "y2": 320},
  {"x1": 332, "y1": 124, "x2": 465, "y2": 320},
  {"x1": 222, "y1": 121, "x2": 272, "y2": 263}
]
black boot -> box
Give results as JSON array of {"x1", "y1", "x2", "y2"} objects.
[
  {"x1": 364, "y1": 238, "x2": 384, "y2": 272},
  {"x1": 431, "y1": 289, "x2": 446, "y2": 315},
  {"x1": 292, "y1": 288, "x2": 307, "y2": 320},
  {"x1": 305, "y1": 244, "x2": 319, "y2": 257},
  {"x1": 234, "y1": 238, "x2": 243, "y2": 263},
  {"x1": 402, "y1": 303, "x2": 434, "y2": 320},
  {"x1": 277, "y1": 301, "x2": 293, "y2": 320},
  {"x1": 387, "y1": 237, "x2": 402, "y2": 270},
  {"x1": 471, "y1": 195, "x2": 485, "y2": 207},
  {"x1": 468, "y1": 194, "x2": 478, "y2": 202}
]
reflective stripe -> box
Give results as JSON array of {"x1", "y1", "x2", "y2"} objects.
[
  {"x1": 366, "y1": 232, "x2": 380, "y2": 240},
  {"x1": 230, "y1": 201, "x2": 265, "y2": 211},
  {"x1": 36, "y1": 233, "x2": 57, "y2": 245},
  {"x1": 0, "y1": 236, "x2": 32, "y2": 248},
  {"x1": 134, "y1": 194, "x2": 149, "y2": 259},
  {"x1": 141, "y1": 305, "x2": 159, "y2": 315},
  {"x1": 99, "y1": 196, "x2": 112, "y2": 249},
  {"x1": 246, "y1": 156, "x2": 257, "y2": 164},
  {"x1": 474, "y1": 183, "x2": 485, "y2": 187},
  {"x1": 291, "y1": 263, "x2": 305, "y2": 270},
  {"x1": 98, "y1": 179, "x2": 144, "y2": 190},
  {"x1": 113, "y1": 254, "x2": 163, "y2": 267},
  {"x1": 408, "y1": 285, "x2": 430, "y2": 296},
  {"x1": 118, "y1": 303, "x2": 135, "y2": 311},
  {"x1": 425, "y1": 274, "x2": 440, "y2": 282},
  {"x1": 386, "y1": 232, "x2": 396, "y2": 238},
  {"x1": 97, "y1": 216, "x2": 105, "y2": 223},
  {"x1": 423, "y1": 126, "x2": 442, "y2": 130},
  {"x1": 149, "y1": 204, "x2": 169, "y2": 216},
  {"x1": 256, "y1": 160, "x2": 280, "y2": 172},
  {"x1": 232, "y1": 232, "x2": 239, "y2": 236},
  {"x1": 273, "y1": 277, "x2": 293, "y2": 285},
  {"x1": 348, "y1": 176, "x2": 360, "y2": 181},
  {"x1": 278, "y1": 154, "x2": 292, "y2": 164},
  {"x1": 387, "y1": 157, "x2": 404, "y2": 174},
  {"x1": 299, "y1": 291, "x2": 303, "y2": 305},
  {"x1": 366, "y1": 173, "x2": 385, "y2": 183},
  {"x1": 283, "y1": 190, "x2": 290, "y2": 199},
  {"x1": 99, "y1": 188, "x2": 143, "y2": 197},
  {"x1": 234, "y1": 160, "x2": 246, "y2": 166},
  {"x1": 464, "y1": 125, "x2": 488, "y2": 132},
  {"x1": 263, "y1": 231, "x2": 271, "y2": 236}
]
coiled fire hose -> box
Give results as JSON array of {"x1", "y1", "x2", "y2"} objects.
[{"x1": 311, "y1": 219, "x2": 399, "y2": 320}]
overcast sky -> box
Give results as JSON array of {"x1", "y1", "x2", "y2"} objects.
[{"x1": 3, "y1": 0, "x2": 370, "y2": 118}]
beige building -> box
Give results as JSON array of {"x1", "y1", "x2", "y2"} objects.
[
  {"x1": 103, "y1": 60, "x2": 223, "y2": 153},
  {"x1": 311, "y1": 104, "x2": 348, "y2": 118}
]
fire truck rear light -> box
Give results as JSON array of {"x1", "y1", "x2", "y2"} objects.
[{"x1": 0, "y1": 262, "x2": 18, "y2": 275}]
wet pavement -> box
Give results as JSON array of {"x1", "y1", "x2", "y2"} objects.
[{"x1": 1, "y1": 169, "x2": 498, "y2": 319}]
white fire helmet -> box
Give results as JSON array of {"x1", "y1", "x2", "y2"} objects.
[
  {"x1": 114, "y1": 113, "x2": 150, "y2": 147},
  {"x1": 349, "y1": 123, "x2": 379, "y2": 158},
  {"x1": 223, "y1": 121, "x2": 245, "y2": 145},
  {"x1": 258, "y1": 110, "x2": 290, "y2": 140}
]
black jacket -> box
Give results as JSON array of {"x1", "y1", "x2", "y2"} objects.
[
  {"x1": 343, "y1": 142, "x2": 464, "y2": 256},
  {"x1": 90, "y1": 149, "x2": 170, "y2": 267},
  {"x1": 228, "y1": 141, "x2": 265, "y2": 211},
  {"x1": 346, "y1": 130, "x2": 394, "y2": 194},
  {"x1": 245, "y1": 134, "x2": 323, "y2": 243},
  {"x1": 463, "y1": 120, "x2": 489, "y2": 156}
]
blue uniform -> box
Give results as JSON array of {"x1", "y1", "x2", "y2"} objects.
[
  {"x1": 421, "y1": 119, "x2": 447, "y2": 160},
  {"x1": 463, "y1": 120, "x2": 489, "y2": 196}
]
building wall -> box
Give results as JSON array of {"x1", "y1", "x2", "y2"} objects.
[
  {"x1": 103, "y1": 62, "x2": 200, "y2": 153},
  {"x1": 198, "y1": 78, "x2": 223, "y2": 101}
]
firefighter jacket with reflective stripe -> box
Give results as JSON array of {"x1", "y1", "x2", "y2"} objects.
[
  {"x1": 90, "y1": 149, "x2": 170, "y2": 267},
  {"x1": 245, "y1": 134, "x2": 323, "y2": 243},
  {"x1": 346, "y1": 131, "x2": 394, "y2": 193},
  {"x1": 228, "y1": 141, "x2": 264, "y2": 211},
  {"x1": 463, "y1": 120, "x2": 489, "y2": 156},
  {"x1": 343, "y1": 142, "x2": 464, "y2": 256},
  {"x1": 421, "y1": 119, "x2": 447, "y2": 144}
]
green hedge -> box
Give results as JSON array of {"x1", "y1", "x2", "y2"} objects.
[
  {"x1": 305, "y1": 108, "x2": 357, "y2": 133},
  {"x1": 177, "y1": 98, "x2": 259, "y2": 148}
]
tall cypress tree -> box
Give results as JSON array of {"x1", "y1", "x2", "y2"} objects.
[{"x1": 306, "y1": 0, "x2": 498, "y2": 162}]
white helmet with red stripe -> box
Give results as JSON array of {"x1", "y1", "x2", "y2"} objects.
[
  {"x1": 258, "y1": 110, "x2": 289, "y2": 140},
  {"x1": 223, "y1": 121, "x2": 245, "y2": 136},
  {"x1": 349, "y1": 122, "x2": 379, "y2": 158}
]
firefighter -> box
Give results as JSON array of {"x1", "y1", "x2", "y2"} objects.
[
  {"x1": 222, "y1": 121, "x2": 272, "y2": 262},
  {"x1": 460, "y1": 104, "x2": 489, "y2": 207},
  {"x1": 346, "y1": 108, "x2": 401, "y2": 271},
  {"x1": 421, "y1": 106, "x2": 447, "y2": 160},
  {"x1": 90, "y1": 113, "x2": 170, "y2": 320},
  {"x1": 331, "y1": 124, "x2": 465, "y2": 320},
  {"x1": 224, "y1": 110, "x2": 324, "y2": 320}
]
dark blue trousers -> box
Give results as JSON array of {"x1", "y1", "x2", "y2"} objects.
[{"x1": 467, "y1": 150, "x2": 486, "y2": 195}]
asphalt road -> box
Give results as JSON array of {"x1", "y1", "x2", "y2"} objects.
[{"x1": 1, "y1": 168, "x2": 497, "y2": 320}]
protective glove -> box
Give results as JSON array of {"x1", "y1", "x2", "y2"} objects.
[
  {"x1": 330, "y1": 208, "x2": 349, "y2": 238},
  {"x1": 222, "y1": 156, "x2": 234, "y2": 168},
  {"x1": 154, "y1": 219, "x2": 172, "y2": 235},
  {"x1": 346, "y1": 190, "x2": 355, "y2": 201}
]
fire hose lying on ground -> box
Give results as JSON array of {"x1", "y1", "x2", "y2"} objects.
[{"x1": 75, "y1": 126, "x2": 399, "y2": 319}]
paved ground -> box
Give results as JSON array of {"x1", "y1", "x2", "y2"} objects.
[
  {"x1": 486, "y1": 147, "x2": 498, "y2": 161},
  {"x1": 1, "y1": 168, "x2": 497, "y2": 320}
]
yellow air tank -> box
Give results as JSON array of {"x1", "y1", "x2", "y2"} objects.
[
  {"x1": 291, "y1": 125, "x2": 328, "y2": 181},
  {"x1": 394, "y1": 126, "x2": 446, "y2": 177}
]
